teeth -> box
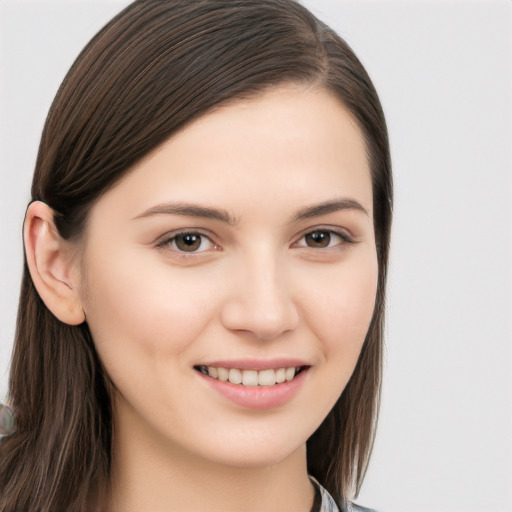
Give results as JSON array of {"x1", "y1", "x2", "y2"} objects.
[
  {"x1": 217, "y1": 367, "x2": 229, "y2": 381},
  {"x1": 242, "y1": 370, "x2": 258, "y2": 386},
  {"x1": 285, "y1": 367, "x2": 296, "y2": 381},
  {"x1": 228, "y1": 368, "x2": 242, "y2": 385},
  {"x1": 258, "y1": 369, "x2": 276, "y2": 386},
  {"x1": 197, "y1": 366, "x2": 303, "y2": 386},
  {"x1": 275, "y1": 368, "x2": 286, "y2": 383}
]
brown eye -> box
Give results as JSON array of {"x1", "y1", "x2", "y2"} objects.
[
  {"x1": 174, "y1": 233, "x2": 203, "y2": 252},
  {"x1": 157, "y1": 230, "x2": 218, "y2": 256},
  {"x1": 304, "y1": 231, "x2": 332, "y2": 248},
  {"x1": 295, "y1": 229, "x2": 353, "y2": 250}
]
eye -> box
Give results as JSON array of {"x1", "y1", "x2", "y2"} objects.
[
  {"x1": 158, "y1": 231, "x2": 217, "y2": 253},
  {"x1": 295, "y1": 229, "x2": 353, "y2": 249}
]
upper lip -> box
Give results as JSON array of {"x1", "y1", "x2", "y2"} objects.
[{"x1": 195, "y1": 358, "x2": 311, "y2": 371}]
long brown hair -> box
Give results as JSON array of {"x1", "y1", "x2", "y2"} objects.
[{"x1": 0, "y1": 1, "x2": 392, "y2": 510}]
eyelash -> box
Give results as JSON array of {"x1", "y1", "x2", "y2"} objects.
[
  {"x1": 293, "y1": 228, "x2": 355, "y2": 249},
  {"x1": 156, "y1": 227, "x2": 355, "y2": 257},
  {"x1": 156, "y1": 229, "x2": 219, "y2": 256}
]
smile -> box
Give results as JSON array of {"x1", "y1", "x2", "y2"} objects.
[{"x1": 194, "y1": 365, "x2": 308, "y2": 387}]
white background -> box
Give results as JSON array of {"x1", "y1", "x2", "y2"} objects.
[{"x1": 1, "y1": 1, "x2": 511, "y2": 510}]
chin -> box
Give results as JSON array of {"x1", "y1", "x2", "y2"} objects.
[{"x1": 199, "y1": 436, "x2": 307, "y2": 470}]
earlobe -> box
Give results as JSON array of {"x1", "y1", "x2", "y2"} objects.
[{"x1": 24, "y1": 201, "x2": 85, "y2": 326}]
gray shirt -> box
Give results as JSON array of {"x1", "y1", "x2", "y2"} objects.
[{"x1": 313, "y1": 477, "x2": 377, "y2": 512}]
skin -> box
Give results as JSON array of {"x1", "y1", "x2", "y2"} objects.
[{"x1": 26, "y1": 85, "x2": 378, "y2": 512}]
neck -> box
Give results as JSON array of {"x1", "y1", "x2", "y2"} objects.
[{"x1": 107, "y1": 403, "x2": 315, "y2": 512}]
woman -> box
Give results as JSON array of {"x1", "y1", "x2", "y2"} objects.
[{"x1": 0, "y1": 1, "x2": 392, "y2": 511}]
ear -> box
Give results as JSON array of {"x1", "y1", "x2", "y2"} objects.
[{"x1": 24, "y1": 201, "x2": 85, "y2": 326}]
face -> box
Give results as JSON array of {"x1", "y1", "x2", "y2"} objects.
[{"x1": 77, "y1": 86, "x2": 378, "y2": 469}]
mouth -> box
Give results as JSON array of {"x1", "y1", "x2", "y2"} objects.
[{"x1": 193, "y1": 365, "x2": 309, "y2": 387}]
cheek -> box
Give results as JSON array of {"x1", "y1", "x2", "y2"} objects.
[
  {"x1": 80, "y1": 252, "x2": 217, "y2": 375},
  {"x1": 304, "y1": 253, "x2": 378, "y2": 364},
  {"x1": 292, "y1": 253, "x2": 378, "y2": 425}
]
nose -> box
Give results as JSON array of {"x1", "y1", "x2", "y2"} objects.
[{"x1": 220, "y1": 251, "x2": 300, "y2": 341}]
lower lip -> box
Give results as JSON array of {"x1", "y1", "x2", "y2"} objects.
[{"x1": 197, "y1": 369, "x2": 308, "y2": 410}]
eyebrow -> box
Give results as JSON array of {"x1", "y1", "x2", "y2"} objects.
[
  {"x1": 133, "y1": 197, "x2": 368, "y2": 225},
  {"x1": 133, "y1": 202, "x2": 238, "y2": 225},
  {"x1": 290, "y1": 198, "x2": 369, "y2": 222}
]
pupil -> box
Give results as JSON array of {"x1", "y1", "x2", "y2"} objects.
[
  {"x1": 176, "y1": 234, "x2": 201, "y2": 251},
  {"x1": 306, "y1": 231, "x2": 330, "y2": 248}
]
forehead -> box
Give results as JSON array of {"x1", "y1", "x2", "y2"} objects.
[{"x1": 87, "y1": 85, "x2": 372, "y2": 224}]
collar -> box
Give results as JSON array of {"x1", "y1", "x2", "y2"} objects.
[
  {"x1": 309, "y1": 476, "x2": 340, "y2": 512},
  {"x1": 309, "y1": 477, "x2": 377, "y2": 512}
]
